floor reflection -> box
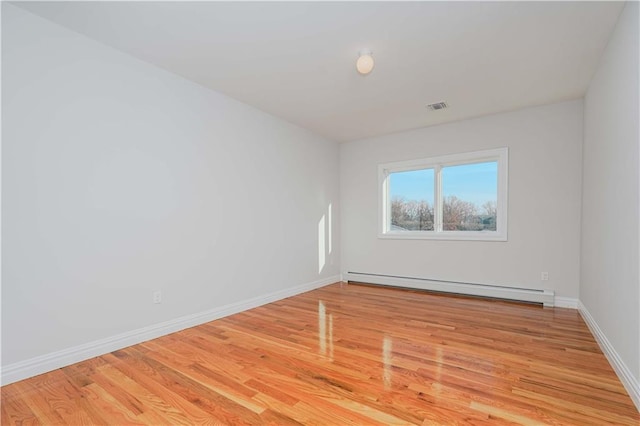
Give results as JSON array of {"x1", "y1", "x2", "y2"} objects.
[
  {"x1": 318, "y1": 301, "x2": 334, "y2": 360},
  {"x1": 435, "y1": 346, "x2": 443, "y2": 399},
  {"x1": 383, "y1": 335, "x2": 392, "y2": 389}
]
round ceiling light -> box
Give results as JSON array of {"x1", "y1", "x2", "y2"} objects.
[{"x1": 356, "y1": 50, "x2": 374, "y2": 75}]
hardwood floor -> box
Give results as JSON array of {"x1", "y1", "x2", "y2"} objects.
[{"x1": 2, "y1": 282, "x2": 638, "y2": 425}]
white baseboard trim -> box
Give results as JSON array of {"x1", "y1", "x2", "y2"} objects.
[
  {"x1": 578, "y1": 301, "x2": 640, "y2": 411},
  {"x1": 554, "y1": 296, "x2": 579, "y2": 309},
  {"x1": 1, "y1": 275, "x2": 339, "y2": 386},
  {"x1": 345, "y1": 272, "x2": 555, "y2": 306}
]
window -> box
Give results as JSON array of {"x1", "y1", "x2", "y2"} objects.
[{"x1": 379, "y1": 148, "x2": 508, "y2": 241}]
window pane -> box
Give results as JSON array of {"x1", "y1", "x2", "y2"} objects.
[
  {"x1": 389, "y1": 169, "x2": 434, "y2": 231},
  {"x1": 442, "y1": 161, "x2": 497, "y2": 231}
]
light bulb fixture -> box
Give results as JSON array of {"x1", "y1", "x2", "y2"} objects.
[{"x1": 356, "y1": 50, "x2": 374, "y2": 75}]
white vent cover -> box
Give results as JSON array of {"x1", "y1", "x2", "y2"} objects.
[{"x1": 427, "y1": 101, "x2": 448, "y2": 111}]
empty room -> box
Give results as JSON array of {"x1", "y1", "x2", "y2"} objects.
[{"x1": 1, "y1": 1, "x2": 639, "y2": 424}]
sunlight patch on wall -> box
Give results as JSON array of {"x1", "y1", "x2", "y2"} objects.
[
  {"x1": 318, "y1": 215, "x2": 326, "y2": 273},
  {"x1": 328, "y1": 203, "x2": 333, "y2": 255}
]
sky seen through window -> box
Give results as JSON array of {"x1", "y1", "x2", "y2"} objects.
[{"x1": 389, "y1": 161, "x2": 497, "y2": 207}]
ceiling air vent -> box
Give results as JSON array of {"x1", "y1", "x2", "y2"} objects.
[{"x1": 427, "y1": 101, "x2": 448, "y2": 111}]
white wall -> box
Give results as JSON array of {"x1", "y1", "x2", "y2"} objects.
[
  {"x1": 341, "y1": 100, "x2": 583, "y2": 298},
  {"x1": 582, "y1": 0, "x2": 639, "y2": 391},
  {"x1": 1, "y1": 4, "x2": 339, "y2": 372}
]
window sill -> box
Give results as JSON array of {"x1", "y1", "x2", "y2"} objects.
[{"x1": 378, "y1": 231, "x2": 507, "y2": 242}]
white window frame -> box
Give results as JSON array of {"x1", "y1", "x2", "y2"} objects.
[{"x1": 378, "y1": 147, "x2": 508, "y2": 241}]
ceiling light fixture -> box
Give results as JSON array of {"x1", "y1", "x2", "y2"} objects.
[{"x1": 356, "y1": 50, "x2": 374, "y2": 75}]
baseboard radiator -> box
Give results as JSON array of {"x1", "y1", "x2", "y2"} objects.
[{"x1": 345, "y1": 272, "x2": 555, "y2": 307}]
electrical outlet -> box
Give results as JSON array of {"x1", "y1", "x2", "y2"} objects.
[
  {"x1": 541, "y1": 272, "x2": 549, "y2": 281},
  {"x1": 153, "y1": 290, "x2": 162, "y2": 304}
]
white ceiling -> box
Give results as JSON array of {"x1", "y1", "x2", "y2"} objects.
[{"x1": 13, "y1": 1, "x2": 624, "y2": 142}]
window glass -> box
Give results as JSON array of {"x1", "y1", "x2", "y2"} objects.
[
  {"x1": 442, "y1": 162, "x2": 497, "y2": 231},
  {"x1": 389, "y1": 169, "x2": 434, "y2": 231}
]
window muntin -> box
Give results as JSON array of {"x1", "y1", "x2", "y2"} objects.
[{"x1": 379, "y1": 148, "x2": 508, "y2": 241}]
